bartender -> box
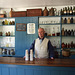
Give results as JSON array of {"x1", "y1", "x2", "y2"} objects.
[{"x1": 24, "y1": 28, "x2": 54, "y2": 59}]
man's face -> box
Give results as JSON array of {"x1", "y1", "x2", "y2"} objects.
[{"x1": 38, "y1": 28, "x2": 45, "y2": 39}]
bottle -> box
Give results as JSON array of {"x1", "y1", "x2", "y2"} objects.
[
  {"x1": 64, "y1": 18, "x2": 67, "y2": 23},
  {"x1": 67, "y1": 6, "x2": 70, "y2": 15},
  {"x1": 57, "y1": 41, "x2": 60, "y2": 48},
  {"x1": 67, "y1": 17, "x2": 70, "y2": 23},
  {"x1": 4, "y1": 19, "x2": 8, "y2": 25},
  {"x1": 65, "y1": 43, "x2": 68, "y2": 48},
  {"x1": 25, "y1": 50, "x2": 29, "y2": 61},
  {"x1": 61, "y1": 9, "x2": 63, "y2": 15},
  {"x1": 73, "y1": 6, "x2": 75, "y2": 15},
  {"x1": 48, "y1": 28, "x2": 51, "y2": 36},
  {"x1": 74, "y1": 30, "x2": 75, "y2": 36},
  {"x1": 53, "y1": 40, "x2": 56, "y2": 48},
  {"x1": 71, "y1": 41, "x2": 74, "y2": 48},
  {"x1": 64, "y1": 7, "x2": 67, "y2": 15},
  {"x1": 62, "y1": 8, "x2": 64, "y2": 15},
  {"x1": 30, "y1": 49, "x2": 33, "y2": 61},
  {"x1": 43, "y1": 7, "x2": 48, "y2": 16},
  {"x1": 70, "y1": 17, "x2": 73, "y2": 23},
  {"x1": 62, "y1": 28, "x2": 64, "y2": 36},
  {"x1": 52, "y1": 27, "x2": 55, "y2": 36},
  {"x1": 61, "y1": 18, "x2": 64, "y2": 23},
  {"x1": 64, "y1": 29, "x2": 68, "y2": 36},
  {"x1": 70, "y1": 7, "x2": 73, "y2": 15},
  {"x1": 62, "y1": 42, "x2": 65, "y2": 48},
  {"x1": 68, "y1": 30, "x2": 71, "y2": 36},
  {"x1": 71, "y1": 29, "x2": 74, "y2": 36},
  {"x1": 56, "y1": 27, "x2": 60, "y2": 36}
]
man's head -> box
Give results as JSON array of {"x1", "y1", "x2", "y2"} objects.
[{"x1": 38, "y1": 28, "x2": 45, "y2": 39}]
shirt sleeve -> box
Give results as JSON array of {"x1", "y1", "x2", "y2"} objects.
[
  {"x1": 48, "y1": 40, "x2": 54, "y2": 58},
  {"x1": 29, "y1": 40, "x2": 35, "y2": 54}
]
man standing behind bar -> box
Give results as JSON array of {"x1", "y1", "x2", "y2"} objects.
[{"x1": 28, "y1": 28, "x2": 54, "y2": 59}]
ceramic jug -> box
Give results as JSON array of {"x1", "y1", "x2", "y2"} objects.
[{"x1": 49, "y1": 7, "x2": 56, "y2": 16}]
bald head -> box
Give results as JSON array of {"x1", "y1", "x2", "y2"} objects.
[{"x1": 38, "y1": 28, "x2": 45, "y2": 39}]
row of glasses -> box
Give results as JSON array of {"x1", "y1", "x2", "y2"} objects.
[{"x1": 39, "y1": 20, "x2": 60, "y2": 24}]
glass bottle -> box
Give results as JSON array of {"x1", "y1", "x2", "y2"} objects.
[
  {"x1": 57, "y1": 41, "x2": 60, "y2": 48},
  {"x1": 64, "y1": 18, "x2": 67, "y2": 23},
  {"x1": 65, "y1": 43, "x2": 68, "y2": 48},
  {"x1": 61, "y1": 9, "x2": 63, "y2": 15},
  {"x1": 71, "y1": 29, "x2": 74, "y2": 36},
  {"x1": 56, "y1": 27, "x2": 60, "y2": 36},
  {"x1": 53, "y1": 40, "x2": 56, "y2": 48},
  {"x1": 48, "y1": 28, "x2": 51, "y2": 36},
  {"x1": 52, "y1": 27, "x2": 55, "y2": 36},
  {"x1": 64, "y1": 7, "x2": 67, "y2": 15},
  {"x1": 62, "y1": 28, "x2": 64, "y2": 36},
  {"x1": 71, "y1": 41, "x2": 74, "y2": 48},
  {"x1": 45, "y1": 28, "x2": 47, "y2": 36},
  {"x1": 61, "y1": 18, "x2": 64, "y2": 23},
  {"x1": 4, "y1": 19, "x2": 8, "y2": 25},
  {"x1": 64, "y1": 29, "x2": 68, "y2": 36},
  {"x1": 73, "y1": 6, "x2": 75, "y2": 15},
  {"x1": 67, "y1": 6, "x2": 70, "y2": 15},
  {"x1": 68, "y1": 30, "x2": 71, "y2": 36},
  {"x1": 70, "y1": 6, "x2": 73, "y2": 15},
  {"x1": 67, "y1": 17, "x2": 70, "y2": 23},
  {"x1": 70, "y1": 17, "x2": 73, "y2": 23},
  {"x1": 74, "y1": 30, "x2": 75, "y2": 36}
]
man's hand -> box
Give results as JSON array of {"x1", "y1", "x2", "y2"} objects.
[
  {"x1": 51, "y1": 57, "x2": 54, "y2": 60},
  {"x1": 23, "y1": 56, "x2": 25, "y2": 59}
]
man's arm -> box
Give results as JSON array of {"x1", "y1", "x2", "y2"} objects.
[
  {"x1": 48, "y1": 40, "x2": 54, "y2": 59},
  {"x1": 29, "y1": 40, "x2": 35, "y2": 54}
]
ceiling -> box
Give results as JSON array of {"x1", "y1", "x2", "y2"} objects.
[{"x1": 0, "y1": 0, "x2": 75, "y2": 8}]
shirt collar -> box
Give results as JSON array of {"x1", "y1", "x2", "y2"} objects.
[{"x1": 38, "y1": 37, "x2": 44, "y2": 41}]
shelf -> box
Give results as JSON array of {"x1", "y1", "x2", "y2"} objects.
[
  {"x1": 39, "y1": 23, "x2": 60, "y2": 25},
  {"x1": 0, "y1": 47, "x2": 15, "y2": 48},
  {"x1": 39, "y1": 15, "x2": 61, "y2": 17},
  {"x1": 62, "y1": 48, "x2": 75, "y2": 50},
  {"x1": 62, "y1": 36, "x2": 75, "y2": 37},
  {"x1": 0, "y1": 25, "x2": 15, "y2": 26},
  {"x1": 61, "y1": 15, "x2": 75, "y2": 17},
  {"x1": 0, "y1": 54, "x2": 15, "y2": 57},
  {"x1": 0, "y1": 35, "x2": 15, "y2": 37},
  {"x1": 62, "y1": 23, "x2": 75, "y2": 25}
]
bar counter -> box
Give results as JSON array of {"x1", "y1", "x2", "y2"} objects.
[
  {"x1": 0, "y1": 57, "x2": 75, "y2": 75},
  {"x1": 0, "y1": 57, "x2": 75, "y2": 67}
]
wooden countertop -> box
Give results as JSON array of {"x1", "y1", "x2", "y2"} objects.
[{"x1": 0, "y1": 57, "x2": 75, "y2": 67}]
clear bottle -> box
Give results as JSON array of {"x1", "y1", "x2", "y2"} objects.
[
  {"x1": 56, "y1": 27, "x2": 60, "y2": 36},
  {"x1": 53, "y1": 40, "x2": 56, "y2": 48},
  {"x1": 48, "y1": 28, "x2": 51, "y2": 36},
  {"x1": 30, "y1": 49, "x2": 33, "y2": 61},
  {"x1": 52, "y1": 27, "x2": 55, "y2": 36},
  {"x1": 25, "y1": 50, "x2": 29, "y2": 61},
  {"x1": 57, "y1": 41, "x2": 60, "y2": 48}
]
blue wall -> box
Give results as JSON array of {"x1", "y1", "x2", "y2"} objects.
[{"x1": 15, "y1": 17, "x2": 38, "y2": 56}]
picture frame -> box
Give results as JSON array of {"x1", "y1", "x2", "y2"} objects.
[{"x1": 16, "y1": 23, "x2": 26, "y2": 31}]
